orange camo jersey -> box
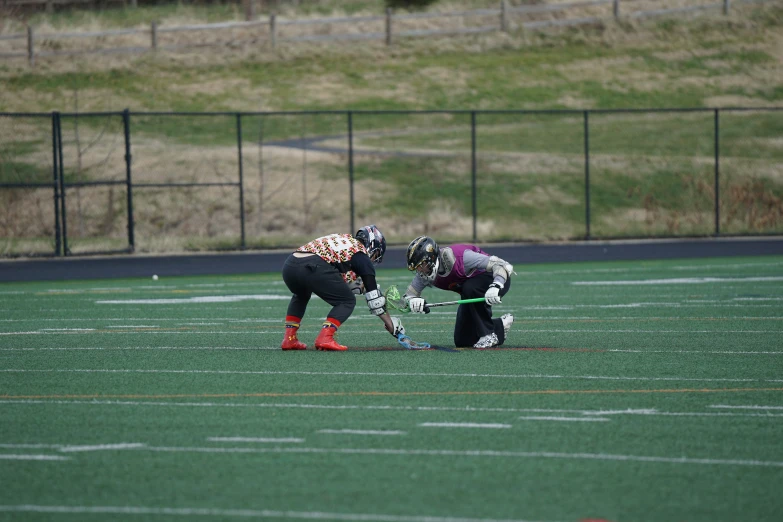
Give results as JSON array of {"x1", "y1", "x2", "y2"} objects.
[{"x1": 297, "y1": 234, "x2": 367, "y2": 284}]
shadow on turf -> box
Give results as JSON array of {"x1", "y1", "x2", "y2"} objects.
[
  {"x1": 346, "y1": 345, "x2": 595, "y2": 352},
  {"x1": 348, "y1": 345, "x2": 458, "y2": 352}
]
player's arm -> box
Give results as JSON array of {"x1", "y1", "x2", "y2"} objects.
[
  {"x1": 463, "y1": 250, "x2": 514, "y2": 305},
  {"x1": 351, "y1": 252, "x2": 404, "y2": 336}
]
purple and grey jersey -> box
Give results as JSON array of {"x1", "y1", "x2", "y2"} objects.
[{"x1": 409, "y1": 244, "x2": 490, "y2": 295}]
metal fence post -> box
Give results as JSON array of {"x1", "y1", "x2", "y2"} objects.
[
  {"x1": 723, "y1": 0, "x2": 730, "y2": 15},
  {"x1": 347, "y1": 111, "x2": 355, "y2": 234},
  {"x1": 27, "y1": 26, "x2": 35, "y2": 67},
  {"x1": 56, "y1": 112, "x2": 69, "y2": 255},
  {"x1": 123, "y1": 109, "x2": 135, "y2": 252},
  {"x1": 583, "y1": 110, "x2": 591, "y2": 239},
  {"x1": 151, "y1": 21, "x2": 158, "y2": 50},
  {"x1": 385, "y1": 8, "x2": 393, "y2": 46},
  {"x1": 471, "y1": 111, "x2": 478, "y2": 243},
  {"x1": 270, "y1": 14, "x2": 277, "y2": 48},
  {"x1": 714, "y1": 109, "x2": 721, "y2": 236},
  {"x1": 236, "y1": 113, "x2": 246, "y2": 249},
  {"x1": 51, "y1": 112, "x2": 62, "y2": 256},
  {"x1": 613, "y1": 0, "x2": 620, "y2": 19}
]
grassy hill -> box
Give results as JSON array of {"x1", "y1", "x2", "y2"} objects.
[
  {"x1": 2, "y1": 1, "x2": 782, "y2": 113},
  {"x1": 0, "y1": 1, "x2": 781, "y2": 254}
]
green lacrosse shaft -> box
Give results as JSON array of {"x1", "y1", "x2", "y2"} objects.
[
  {"x1": 427, "y1": 297, "x2": 486, "y2": 308},
  {"x1": 383, "y1": 285, "x2": 487, "y2": 313}
]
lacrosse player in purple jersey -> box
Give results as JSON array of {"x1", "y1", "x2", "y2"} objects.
[{"x1": 403, "y1": 236, "x2": 514, "y2": 349}]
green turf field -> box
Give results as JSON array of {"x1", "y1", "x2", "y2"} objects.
[{"x1": 1, "y1": 256, "x2": 783, "y2": 522}]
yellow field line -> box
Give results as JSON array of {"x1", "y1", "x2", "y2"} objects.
[{"x1": 3, "y1": 387, "x2": 783, "y2": 400}]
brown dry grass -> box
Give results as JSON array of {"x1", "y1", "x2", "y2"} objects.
[{"x1": 1, "y1": 2, "x2": 781, "y2": 253}]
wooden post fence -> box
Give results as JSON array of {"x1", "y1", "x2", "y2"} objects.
[
  {"x1": 27, "y1": 26, "x2": 34, "y2": 67},
  {"x1": 385, "y1": 8, "x2": 393, "y2": 46},
  {"x1": 270, "y1": 14, "x2": 277, "y2": 48}
]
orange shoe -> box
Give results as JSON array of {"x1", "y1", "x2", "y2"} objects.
[
  {"x1": 314, "y1": 325, "x2": 348, "y2": 351},
  {"x1": 281, "y1": 328, "x2": 307, "y2": 351}
]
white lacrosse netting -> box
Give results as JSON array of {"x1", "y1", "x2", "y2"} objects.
[{"x1": 396, "y1": 333, "x2": 431, "y2": 350}]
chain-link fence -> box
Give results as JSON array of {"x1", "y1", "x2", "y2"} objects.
[{"x1": 1, "y1": 107, "x2": 781, "y2": 257}]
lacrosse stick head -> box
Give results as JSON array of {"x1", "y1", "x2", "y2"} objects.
[
  {"x1": 384, "y1": 285, "x2": 410, "y2": 313},
  {"x1": 396, "y1": 333, "x2": 431, "y2": 350}
]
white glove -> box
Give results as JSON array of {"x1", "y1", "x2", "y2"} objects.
[
  {"x1": 407, "y1": 296, "x2": 427, "y2": 314},
  {"x1": 484, "y1": 282, "x2": 503, "y2": 306},
  {"x1": 390, "y1": 316, "x2": 405, "y2": 337}
]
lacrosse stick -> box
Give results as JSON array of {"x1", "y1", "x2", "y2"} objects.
[
  {"x1": 396, "y1": 333, "x2": 431, "y2": 350},
  {"x1": 384, "y1": 285, "x2": 486, "y2": 314}
]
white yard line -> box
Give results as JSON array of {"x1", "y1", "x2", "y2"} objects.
[
  {"x1": 0, "y1": 332, "x2": 281, "y2": 336},
  {"x1": 106, "y1": 325, "x2": 163, "y2": 328},
  {"x1": 0, "y1": 505, "x2": 555, "y2": 522},
  {"x1": 39, "y1": 328, "x2": 95, "y2": 331},
  {"x1": 58, "y1": 443, "x2": 146, "y2": 452},
  {"x1": 0, "y1": 443, "x2": 63, "y2": 449},
  {"x1": 709, "y1": 404, "x2": 783, "y2": 410},
  {"x1": 2, "y1": 368, "x2": 779, "y2": 384},
  {"x1": 317, "y1": 429, "x2": 406, "y2": 435},
  {"x1": 573, "y1": 276, "x2": 783, "y2": 285},
  {"x1": 120, "y1": 445, "x2": 783, "y2": 467},
  {"x1": 0, "y1": 442, "x2": 146, "y2": 452},
  {"x1": 418, "y1": 423, "x2": 511, "y2": 429},
  {"x1": 0, "y1": 346, "x2": 273, "y2": 351},
  {"x1": 5, "y1": 328, "x2": 780, "y2": 336},
  {"x1": 517, "y1": 329, "x2": 782, "y2": 333},
  {"x1": 517, "y1": 416, "x2": 609, "y2": 422},
  {"x1": 0, "y1": 318, "x2": 287, "y2": 323},
  {"x1": 208, "y1": 437, "x2": 304, "y2": 443},
  {"x1": 4, "y1": 400, "x2": 783, "y2": 419},
  {"x1": 0, "y1": 455, "x2": 70, "y2": 461},
  {"x1": 608, "y1": 349, "x2": 783, "y2": 355},
  {"x1": 317, "y1": 430, "x2": 406, "y2": 435},
  {"x1": 96, "y1": 295, "x2": 291, "y2": 304},
  {"x1": 2, "y1": 347, "x2": 782, "y2": 356},
  {"x1": 520, "y1": 262, "x2": 783, "y2": 275}
]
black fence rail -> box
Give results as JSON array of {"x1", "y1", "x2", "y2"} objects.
[{"x1": 1, "y1": 107, "x2": 782, "y2": 257}]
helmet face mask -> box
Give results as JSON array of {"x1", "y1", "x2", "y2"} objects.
[
  {"x1": 407, "y1": 236, "x2": 440, "y2": 283},
  {"x1": 415, "y1": 257, "x2": 439, "y2": 283},
  {"x1": 355, "y1": 225, "x2": 386, "y2": 265}
]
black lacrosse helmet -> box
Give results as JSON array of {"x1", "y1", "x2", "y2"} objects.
[
  {"x1": 355, "y1": 224, "x2": 386, "y2": 264},
  {"x1": 406, "y1": 236, "x2": 440, "y2": 282}
]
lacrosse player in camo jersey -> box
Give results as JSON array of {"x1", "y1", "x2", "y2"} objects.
[
  {"x1": 280, "y1": 224, "x2": 405, "y2": 351},
  {"x1": 403, "y1": 236, "x2": 514, "y2": 349}
]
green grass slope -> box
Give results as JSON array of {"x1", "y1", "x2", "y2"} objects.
[
  {"x1": 1, "y1": 2, "x2": 781, "y2": 253},
  {"x1": 1, "y1": 3, "x2": 781, "y2": 113}
]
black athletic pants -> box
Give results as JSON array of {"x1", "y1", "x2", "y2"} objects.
[
  {"x1": 452, "y1": 272, "x2": 511, "y2": 348},
  {"x1": 282, "y1": 254, "x2": 356, "y2": 325}
]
